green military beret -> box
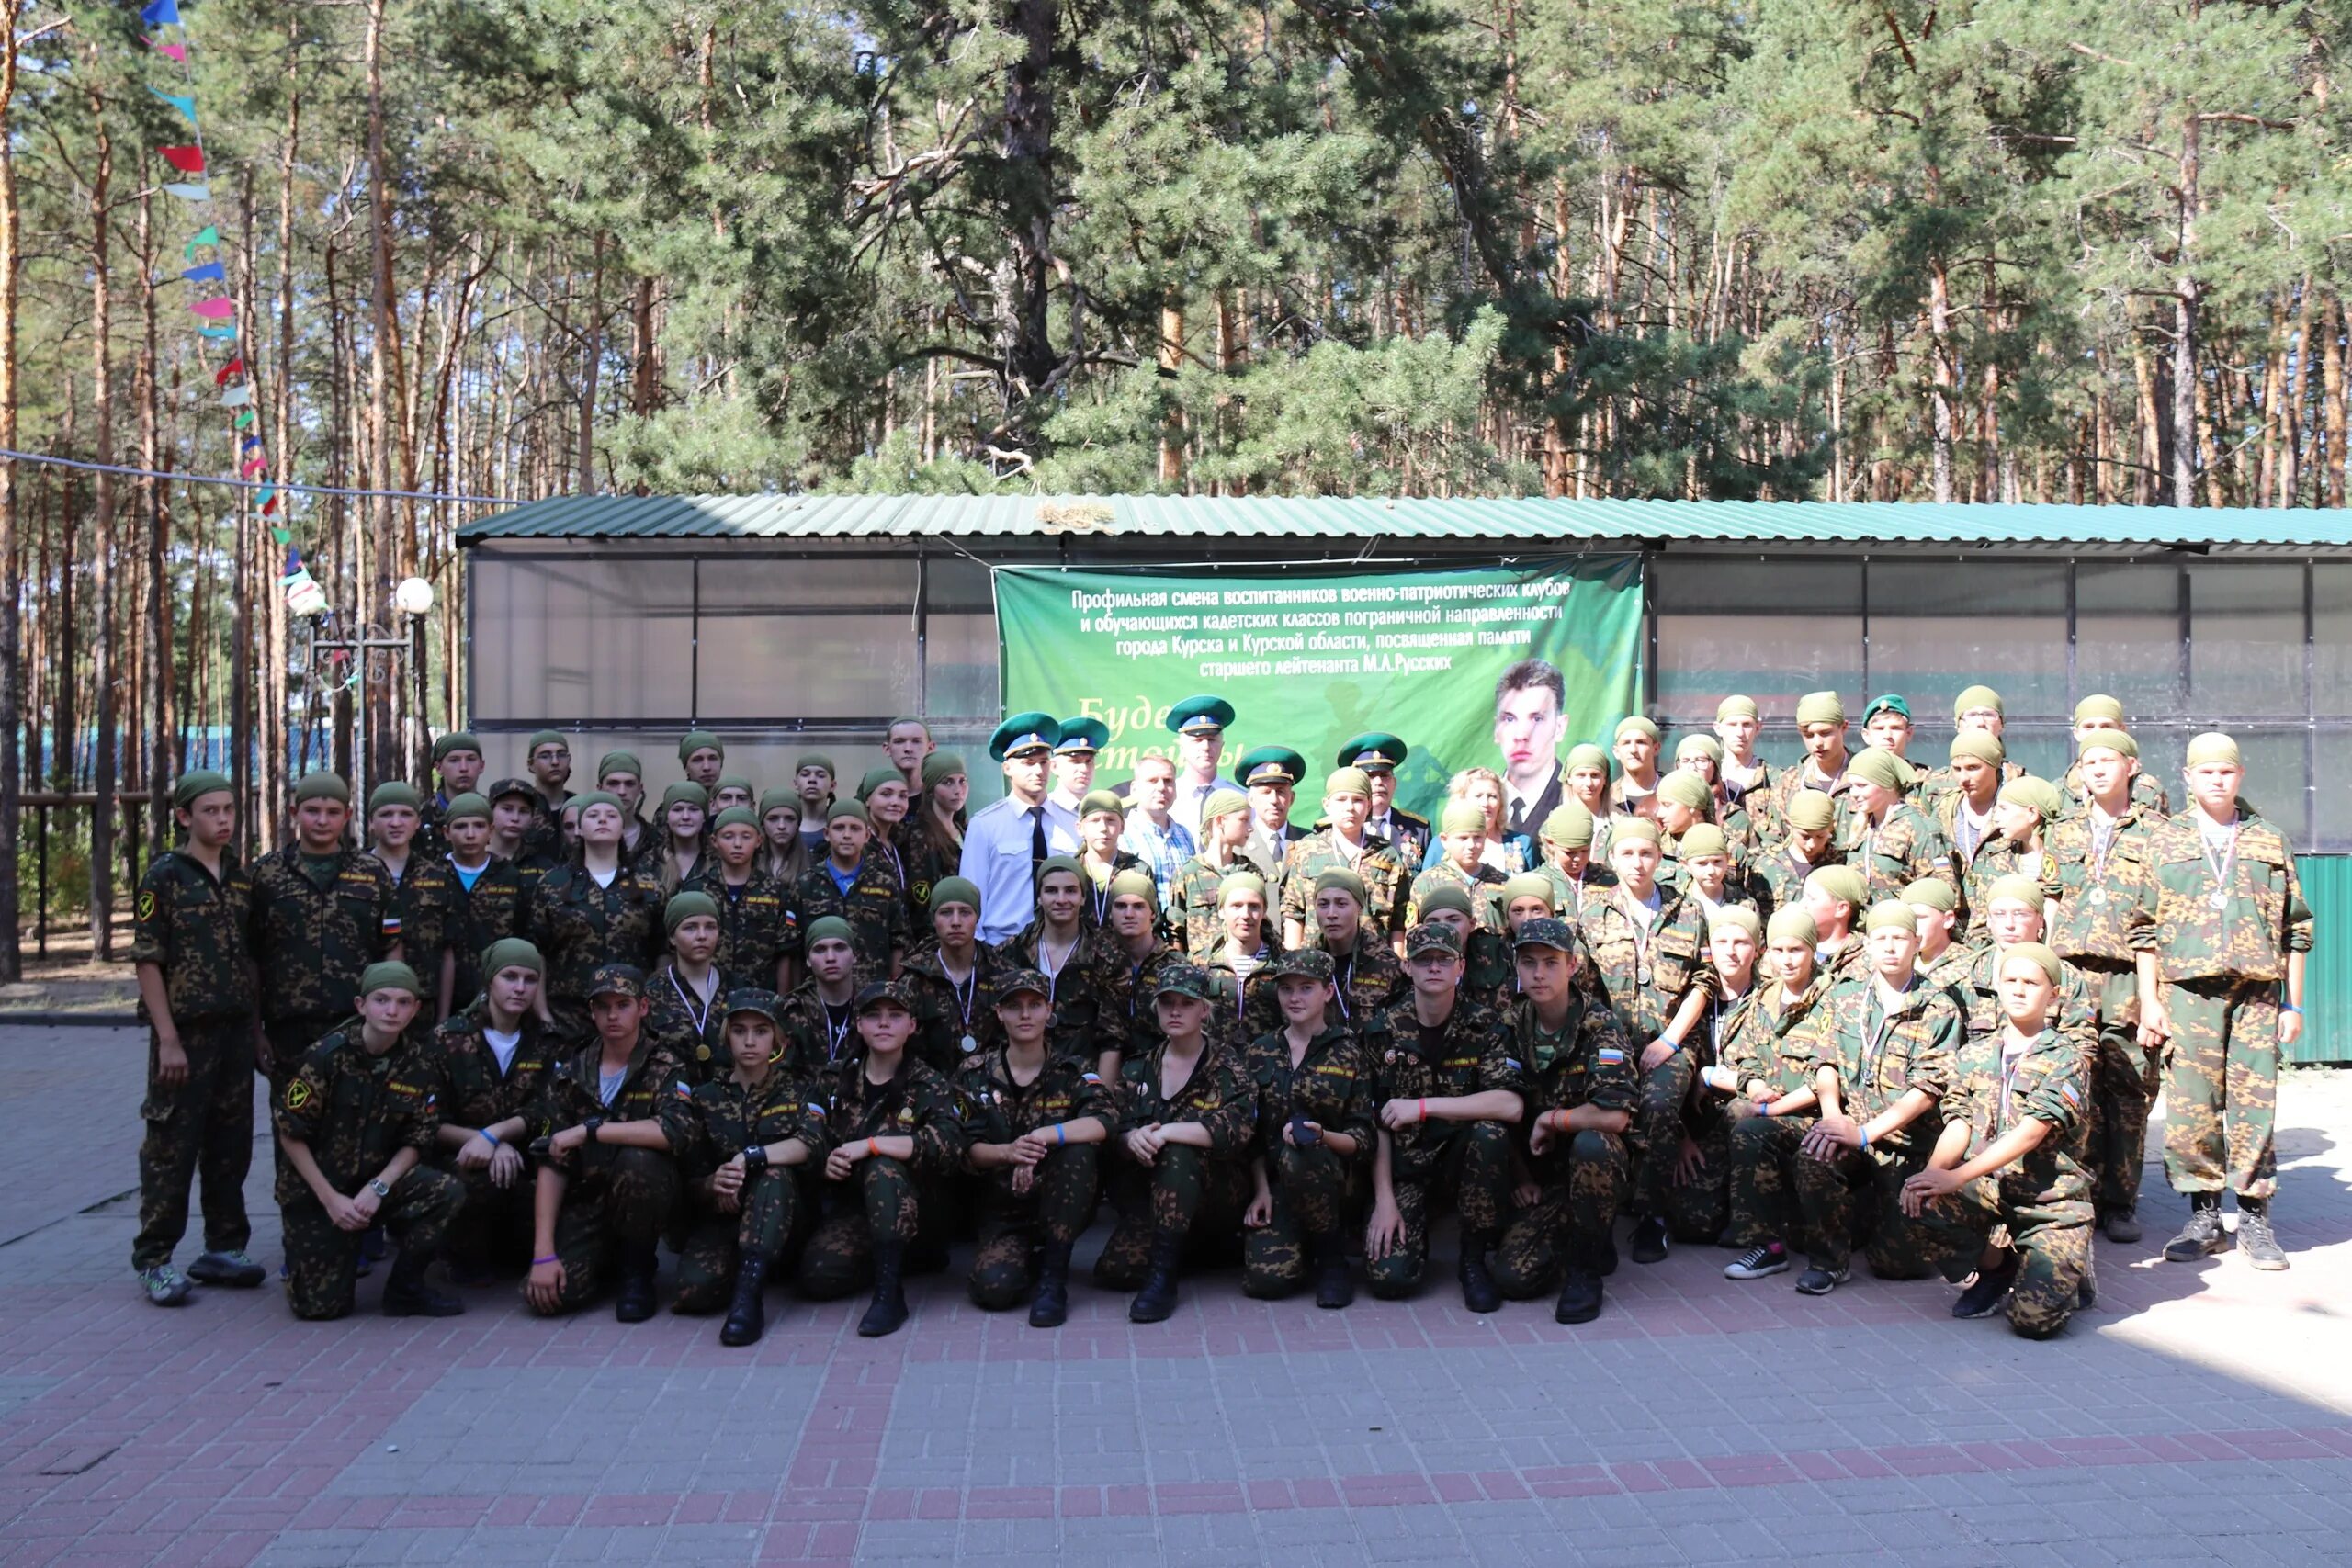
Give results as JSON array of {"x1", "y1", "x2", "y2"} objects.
[
  {"x1": 1499, "y1": 872, "x2": 1556, "y2": 910},
  {"x1": 480, "y1": 937, "x2": 544, "y2": 978},
  {"x1": 2078, "y1": 731, "x2": 2139, "y2": 761},
  {"x1": 1238, "y1": 746, "x2": 1306, "y2": 788},
  {"x1": 571, "y1": 789, "x2": 622, "y2": 818},
  {"x1": 856, "y1": 765, "x2": 904, "y2": 802},
  {"x1": 794, "y1": 751, "x2": 838, "y2": 778},
  {"x1": 1313, "y1": 867, "x2": 1368, "y2": 905},
  {"x1": 595, "y1": 750, "x2": 644, "y2": 782},
  {"x1": 1613, "y1": 716, "x2": 1660, "y2": 745},
  {"x1": 526, "y1": 729, "x2": 569, "y2": 754},
  {"x1": 1998, "y1": 776, "x2": 2065, "y2": 820},
  {"x1": 2074, "y1": 694, "x2": 2126, "y2": 727},
  {"x1": 443, "y1": 792, "x2": 492, "y2": 825},
  {"x1": 1847, "y1": 748, "x2": 1907, "y2": 792},
  {"x1": 1902, "y1": 877, "x2": 1958, "y2": 914},
  {"x1": 1216, "y1": 869, "x2": 1268, "y2": 902},
  {"x1": 711, "y1": 807, "x2": 760, "y2": 834},
  {"x1": 826, "y1": 797, "x2": 871, "y2": 827},
  {"x1": 1861, "y1": 899, "x2": 1917, "y2": 936},
  {"x1": 660, "y1": 781, "x2": 709, "y2": 813},
  {"x1": 678, "y1": 730, "x2": 724, "y2": 763},
  {"x1": 1805, "y1": 864, "x2": 1868, "y2": 909},
  {"x1": 1709, "y1": 907, "x2": 1763, "y2": 942},
  {"x1": 1985, "y1": 874, "x2": 2045, "y2": 909},
  {"x1": 1080, "y1": 790, "x2": 1126, "y2": 820},
  {"x1": 1676, "y1": 734, "x2": 1724, "y2": 764},
  {"x1": 1166, "y1": 694, "x2": 1236, "y2": 735},
  {"x1": 359, "y1": 960, "x2": 423, "y2": 998},
  {"x1": 293, "y1": 772, "x2": 350, "y2": 806},
  {"x1": 1861, "y1": 694, "x2": 1911, "y2": 725},
  {"x1": 1611, "y1": 818, "x2": 1663, "y2": 846},
  {"x1": 1794, "y1": 691, "x2": 1846, "y2": 728},
  {"x1": 1108, "y1": 869, "x2": 1159, "y2": 908},
  {"x1": 1414, "y1": 883, "x2": 1476, "y2": 920},
  {"x1": 1716, "y1": 695, "x2": 1760, "y2": 722},
  {"x1": 1055, "y1": 716, "x2": 1110, "y2": 755},
  {"x1": 1679, "y1": 824, "x2": 1729, "y2": 859},
  {"x1": 930, "y1": 876, "x2": 983, "y2": 915},
  {"x1": 1657, "y1": 772, "x2": 1713, "y2": 811},
  {"x1": 664, "y1": 890, "x2": 720, "y2": 934},
  {"x1": 2186, "y1": 732, "x2": 2242, "y2": 769},
  {"x1": 804, "y1": 915, "x2": 856, "y2": 950},
  {"x1": 1564, "y1": 742, "x2": 1611, "y2": 775},
  {"x1": 172, "y1": 770, "x2": 233, "y2": 810},
  {"x1": 758, "y1": 788, "x2": 802, "y2": 818},
  {"x1": 1325, "y1": 767, "x2": 1373, "y2": 800},
  {"x1": 1766, "y1": 908, "x2": 1819, "y2": 948},
  {"x1": 1999, "y1": 942, "x2": 2064, "y2": 987},
  {"x1": 989, "y1": 713, "x2": 1060, "y2": 761},
  {"x1": 1784, "y1": 791, "x2": 1837, "y2": 832},
  {"x1": 922, "y1": 751, "x2": 967, "y2": 789},
  {"x1": 368, "y1": 781, "x2": 422, "y2": 815},
  {"x1": 1337, "y1": 732, "x2": 1407, "y2": 772},
  {"x1": 1541, "y1": 801, "x2": 1596, "y2": 850},
  {"x1": 716, "y1": 773, "x2": 753, "y2": 798},
  {"x1": 1200, "y1": 788, "x2": 1250, "y2": 826},
  {"x1": 432, "y1": 731, "x2": 482, "y2": 763},
  {"x1": 1268, "y1": 948, "x2": 1336, "y2": 983},
  {"x1": 1953, "y1": 684, "x2": 2006, "y2": 721},
  {"x1": 1438, "y1": 800, "x2": 1488, "y2": 836},
  {"x1": 1949, "y1": 730, "x2": 2007, "y2": 766},
  {"x1": 723, "y1": 988, "x2": 785, "y2": 1027}
]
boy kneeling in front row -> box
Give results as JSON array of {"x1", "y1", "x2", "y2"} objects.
[{"x1": 275, "y1": 962, "x2": 466, "y2": 1320}]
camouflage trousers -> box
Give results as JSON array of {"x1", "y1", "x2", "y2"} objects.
[
  {"x1": 1724, "y1": 1111, "x2": 1815, "y2": 1250},
  {"x1": 1493, "y1": 1129, "x2": 1628, "y2": 1298},
  {"x1": 529, "y1": 1145, "x2": 681, "y2": 1316},
  {"x1": 262, "y1": 1014, "x2": 338, "y2": 1083},
  {"x1": 133, "y1": 1019, "x2": 258, "y2": 1271},
  {"x1": 281, "y1": 1166, "x2": 464, "y2": 1320},
  {"x1": 1792, "y1": 1143, "x2": 1942, "y2": 1278},
  {"x1": 1631, "y1": 1048, "x2": 1702, "y2": 1219},
  {"x1": 2163, "y1": 979, "x2": 2279, "y2": 1199},
  {"x1": 674, "y1": 1168, "x2": 805, "y2": 1314},
  {"x1": 968, "y1": 1147, "x2": 1100, "y2": 1310},
  {"x1": 797, "y1": 1156, "x2": 933, "y2": 1300},
  {"x1": 2075, "y1": 964, "x2": 2156, "y2": 1215},
  {"x1": 1916, "y1": 1177, "x2": 2095, "y2": 1339},
  {"x1": 1661, "y1": 1099, "x2": 1736, "y2": 1247},
  {"x1": 441, "y1": 1156, "x2": 538, "y2": 1274},
  {"x1": 1364, "y1": 1119, "x2": 1514, "y2": 1300},
  {"x1": 1241, "y1": 1142, "x2": 1351, "y2": 1300},
  {"x1": 1093, "y1": 1145, "x2": 1250, "y2": 1289}
]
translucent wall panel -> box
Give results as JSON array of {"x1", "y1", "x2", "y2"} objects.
[
  {"x1": 2189, "y1": 564, "x2": 2306, "y2": 719},
  {"x1": 2075, "y1": 562, "x2": 2182, "y2": 719},
  {"x1": 1865, "y1": 562, "x2": 2070, "y2": 720},
  {"x1": 472, "y1": 556, "x2": 694, "y2": 723}
]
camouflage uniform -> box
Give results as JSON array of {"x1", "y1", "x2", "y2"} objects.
[
  {"x1": 525, "y1": 861, "x2": 667, "y2": 1042},
  {"x1": 1166, "y1": 852, "x2": 1249, "y2": 958},
  {"x1": 1408, "y1": 861, "x2": 1509, "y2": 929},
  {"x1": 1491, "y1": 994, "x2": 1638, "y2": 1297},
  {"x1": 381, "y1": 856, "x2": 461, "y2": 1016},
  {"x1": 643, "y1": 966, "x2": 735, "y2": 1085},
  {"x1": 2129, "y1": 808, "x2": 2313, "y2": 1199},
  {"x1": 273, "y1": 1027, "x2": 463, "y2": 1320},
  {"x1": 954, "y1": 1046, "x2": 1115, "y2": 1308},
  {"x1": 1957, "y1": 945, "x2": 2098, "y2": 1066},
  {"x1": 1200, "y1": 941, "x2": 1286, "y2": 1045},
  {"x1": 1766, "y1": 768, "x2": 1856, "y2": 845},
  {"x1": 1301, "y1": 931, "x2": 1408, "y2": 1027},
  {"x1": 1001, "y1": 921, "x2": 1134, "y2": 1066},
  {"x1": 2047, "y1": 805, "x2": 2160, "y2": 1216},
  {"x1": 1093, "y1": 1038, "x2": 1257, "y2": 1287},
  {"x1": 1240, "y1": 1024, "x2": 1377, "y2": 1298},
  {"x1": 1795, "y1": 974, "x2": 1961, "y2": 1277},
  {"x1": 1280, "y1": 831, "x2": 1411, "y2": 941},
  {"x1": 1576, "y1": 884, "x2": 1712, "y2": 1221},
  {"x1": 1363, "y1": 994, "x2": 1522, "y2": 1298},
  {"x1": 666, "y1": 1067, "x2": 831, "y2": 1313},
  {"x1": 2058, "y1": 762, "x2": 2169, "y2": 822},
  {"x1": 1110, "y1": 943, "x2": 1192, "y2": 1061},
  {"x1": 1914, "y1": 1024, "x2": 2095, "y2": 1338},
  {"x1": 1957, "y1": 836, "x2": 2053, "y2": 943},
  {"x1": 1843, "y1": 802, "x2": 1959, "y2": 907},
  {"x1": 1077, "y1": 852, "x2": 1153, "y2": 928},
  {"x1": 788, "y1": 859, "x2": 910, "y2": 980},
  {"x1": 899, "y1": 815, "x2": 961, "y2": 933},
  {"x1": 432, "y1": 1001, "x2": 559, "y2": 1273},
  {"x1": 796, "y1": 1054, "x2": 967, "y2": 1298},
  {"x1": 246, "y1": 846, "x2": 397, "y2": 1078},
  {"x1": 444, "y1": 856, "x2": 529, "y2": 1012},
  {"x1": 526, "y1": 1035, "x2": 686, "y2": 1314},
  {"x1": 1917, "y1": 760, "x2": 2026, "y2": 813},
  {"x1": 900, "y1": 940, "x2": 1015, "y2": 1073},
  {"x1": 1754, "y1": 840, "x2": 1835, "y2": 922},
  {"x1": 685, "y1": 864, "x2": 797, "y2": 990},
  {"x1": 1721, "y1": 978, "x2": 1834, "y2": 1249},
  {"x1": 777, "y1": 984, "x2": 862, "y2": 1077},
  {"x1": 130, "y1": 848, "x2": 259, "y2": 1272}
]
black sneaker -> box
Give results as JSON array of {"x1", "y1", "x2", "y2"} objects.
[
  {"x1": 1793, "y1": 1263, "x2": 1849, "y2": 1296},
  {"x1": 187, "y1": 1250, "x2": 267, "y2": 1288},
  {"x1": 1724, "y1": 1243, "x2": 1790, "y2": 1280},
  {"x1": 1630, "y1": 1216, "x2": 1670, "y2": 1265},
  {"x1": 2164, "y1": 1202, "x2": 2228, "y2": 1262},
  {"x1": 2238, "y1": 1212, "x2": 2290, "y2": 1271},
  {"x1": 2101, "y1": 1207, "x2": 2143, "y2": 1245},
  {"x1": 1952, "y1": 1255, "x2": 2019, "y2": 1318}
]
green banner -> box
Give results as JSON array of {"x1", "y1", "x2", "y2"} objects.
[{"x1": 995, "y1": 558, "x2": 1645, "y2": 817}]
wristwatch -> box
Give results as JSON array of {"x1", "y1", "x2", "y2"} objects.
[
  {"x1": 369, "y1": 1179, "x2": 391, "y2": 1199},
  {"x1": 582, "y1": 1115, "x2": 606, "y2": 1144}
]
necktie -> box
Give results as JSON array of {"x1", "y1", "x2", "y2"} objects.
[
  {"x1": 1508, "y1": 798, "x2": 1526, "y2": 835},
  {"x1": 1031, "y1": 806, "x2": 1049, "y2": 870}
]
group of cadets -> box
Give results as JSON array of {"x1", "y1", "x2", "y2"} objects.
[{"x1": 130, "y1": 679, "x2": 2311, "y2": 1346}]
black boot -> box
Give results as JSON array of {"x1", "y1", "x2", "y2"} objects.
[
  {"x1": 2163, "y1": 1192, "x2": 2228, "y2": 1262},
  {"x1": 719, "y1": 1256, "x2": 768, "y2": 1347},
  {"x1": 380, "y1": 1249, "x2": 464, "y2": 1318},
  {"x1": 1458, "y1": 1231, "x2": 1501, "y2": 1314},
  {"x1": 2236, "y1": 1197, "x2": 2290, "y2": 1271},
  {"x1": 1128, "y1": 1233, "x2": 1184, "y2": 1324},
  {"x1": 1028, "y1": 1240, "x2": 1074, "y2": 1328},
  {"x1": 1555, "y1": 1237, "x2": 1604, "y2": 1325},
  {"x1": 858, "y1": 1241, "x2": 910, "y2": 1337},
  {"x1": 1311, "y1": 1234, "x2": 1353, "y2": 1310},
  {"x1": 614, "y1": 1246, "x2": 659, "y2": 1323}
]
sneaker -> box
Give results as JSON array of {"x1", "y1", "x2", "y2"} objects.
[
  {"x1": 2101, "y1": 1207, "x2": 2143, "y2": 1245},
  {"x1": 187, "y1": 1250, "x2": 267, "y2": 1288},
  {"x1": 1793, "y1": 1263, "x2": 1849, "y2": 1296},
  {"x1": 1952, "y1": 1255, "x2": 2019, "y2": 1318},
  {"x1": 139, "y1": 1265, "x2": 192, "y2": 1306},
  {"x1": 2238, "y1": 1212, "x2": 2290, "y2": 1271},
  {"x1": 1630, "y1": 1216, "x2": 1670, "y2": 1265},
  {"x1": 1724, "y1": 1243, "x2": 1790, "y2": 1280},
  {"x1": 2163, "y1": 1201, "x2": 2228, "y2": 1262}
]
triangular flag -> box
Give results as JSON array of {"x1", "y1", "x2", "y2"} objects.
[
  {"x1": 183, "y1": 225, "x2": 220, "y2": 261},
  {"x1": 141, "y1": 0, "x2": 182, "y2": 25},
  {"x1": 200, "y1": 325, "x2": 237, "y2": 340},
  {"x1": 214, "y1": 357, "x2": 244, "y2": 385},
  {"x1": 148, "y1": 39, "x2": 188, "y2": 63},
  {"x1": 189, "y1": 297, "x2": 235, "y2": 319},
  {"x1": 256, "y1": 485, "x2": 277, "y2": 507},
  {"x1": 150, "y1": 89, "x2": 198, "y2": 128},
  {"x1": 270, "y1": 526, "x2": 290, "y2": 543},
  {"x1": 240, "y1": 435, "x2": 262, "y2": 452},
  {"x1": 233, "y1": 411, "x2": 255, "y2": 428},
  {"x1": 240, "y1": 456, "x2": 266, "y2": 478},
  {"x1": 159, "y1": 146, "x2": 206, "y2": 175},
  {"x1": 181, "y1": 261, "x2": 226, "y2": 284},
  {"x1": 164, "y1": 182, "x2": 211, "y2": 203},
  {"x1": 220, "y1": 384, "x2": 254, "y2": 408}
]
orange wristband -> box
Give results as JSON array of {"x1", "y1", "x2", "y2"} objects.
[
  {"x1": 866, "y1": 1138, "x2": 879, "y2": 1158},
  {"x1": 1418, "y1": 1098, "x2": 1428, "y2": 1122}
]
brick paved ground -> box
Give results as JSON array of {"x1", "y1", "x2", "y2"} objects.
[{"x1": 4, "y1": 1023, "x2": 2351, "y2": 1566}]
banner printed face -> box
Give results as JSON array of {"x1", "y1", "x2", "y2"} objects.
[{"x1": 996, "y1": 558, "x2": 1645, "y2": 818}]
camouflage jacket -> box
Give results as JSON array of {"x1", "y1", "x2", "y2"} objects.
[
  {"x1": 1716, "y1": 976, "x2": 1831, "y2": 1100},
  {"x1": 1300, "y1": 931, "x2": 1408, "y2": 1027},
  {"x1": 666, "y1": 1067, "x2": 832, "y2": 1190},
  {"x1": 1001, "y1": 920, "x2": 1135, "y2": 1065},
  {"x1": 535, "y1": 1034, "x2": 687, "y2": 1156},
  {"x1": 2058, "y1": 762, "x2": 2170, "y2": 823},
  {"x1": 821, "y1": 1053, "x2": 967, "y2": 1178},
  {"x1": 1576, "y1": 882, "x2": 1712, "y2": 1044},
  {"x1": 953, "y1": 1043, "x2": 1116, "y2": 1147},
  {"x1": 1942, "y1": 1025, "x2": 2091, "y2": 1209},
  {"x1": 1167, "y1": 852, "x2": 1252, "y2": 957},
  {"x1": 2045, "y1": 806, "x2": 2156, "y2": 967},
  {"x1": 1197, "y1": 937, "x2": 1287, "y2": 1044},
  {"x1": 433, "y1": 1001, "x2": 559, "y2": 1140},
  {"x1": 1956, "y1": 835, "x2": 2056, "y2": 942},
  {"x1": 777, "y1": 982, "x2": 862, "y2": 1076},
  {"x1": 2130, "y1": 807, "x2": 2314, "y2": 984},
  {"x1": 132, "y1": 847, "x2": 255, "y2": 1024},
  {"x1": 642, "y1": 964, "x2": 736, "y2": 1084},
  {"x1": 443, "y1": 856, "x2": 531, "y2": 1010},
  {"x1": 272, "y1": 1025, "x2": 439, "y2": 1205},
  {"x1": 1800, "y1": 973, "x2": 1961, "y2": 1161},
  {"x1": 1114, "y1": 1037, "x2": 1256, "y2": 1158},
  {"x1": 379, "y1": 853, "x2": 462, "y2": 1007},
  {"x1": 899, "y1": 940, "x2": 1016, "y2": 1072},
  {"x1": 246, "y1": 846, "x2": 398, "y2": 1030},
  {"x1": 525, "y1": 860, "x2": 667, "y2": 1012},
  {"x1": 684, "y1": 863, "x2": 796, "y2": 988},
  {"x1": 1408, "y1": 860, "x2": 1510, "y2": 930},
  {"x1": 1365, "y1": 993, "x2": 1522, "y2": 1180},
  {"x1": 1505, "y1": 992, "x2": 1636, "y2": 1155},
  {"x1": 1957, "y1": 943, "x2": 2099, "y2": 1066},
  {"x1": 1843, "y1": 801, "x2": 1959, "y2": 907},
  {"x1": 788, "y1": 858, "x2": 910, "y2": 976},
  {"x1": 1280, "y1": 830, "x2": 1411, "y2": 939},
  {"x1": 1243, "y1": 1024, "x2": 1377, "y2": 1171},
  {"x1": 1754, "y1": 841, "x2": 1837, "y2": 922},
  {"x1": 1766, "y1": 765, "x2": 1858, "y2": 845},
  {"x1": 1109, "y1": 942, "x2": 1193, "y2": 1059}
]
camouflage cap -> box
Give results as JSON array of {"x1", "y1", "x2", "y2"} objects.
[
  {"x1": 1151, "y1": 962, "x2": 1218, "y2": 1002},
  {"x1": 854, "y1": 978, "x2": 917, "y2": 1014},
  {"x1": 1499, "y1": 872, "x2": 1556, "y2": 909},
  {"x1": 1985, "y1": 874, "x2": 2045, "y2": 909},
  {"x1": 660, "y1": 781, "x2": 711, "y2": 813},
  {"x1": 1679, "y1": 824, "x2": 1729, "y2": 860},
  {"x1": 486, "y1": 775, "x2": 539, "y2": 805},
  {"x1": 1783, "y1": 791, "x2": 1837, "y2": 833},
  {"x1": 1708, "y1": 907, "x2": 1764, "y2": 942},
  {"x1": 1414, "y1": 882, "x2": 1476, "y2": 920},
  {"x1": 1766, "y1": 908, "x2": 1820, "y2": 948},
  {"x1": 367, "y1": 781, "x2": 422, "y2": 814},
  {"x1": 1901, "y1": 876, "x2": 1958, "y2": 914},
  {"x1": 1268, "y1": 948, "x2": 1337, "y2": 983},
  {"x1": 1510, "y1": 916, "x2": 1577, "y2": 953},
  {"x1": 1949, "y1": 730, "x2": 2006, "y2": 766},
  {"x1": 722, "y1": 988, "x2": 785, "y2": 1027},
  {"x1": 480, "y1": 937, "x2": 544, "y2": 978},
  {"x1": 1997, "y1": 775, "x2": 2065, "y2": 820},
  {"x1": 1405, "y1": 921, "x2": 1464, "y2": 958},
  {"x1": 995, "y1": 968, "x2": 1053, "y2": 1001},
  {"x1": 587, "y1": 964, "x2": 647, "y2": 1000},
  {"x1": 921, "y1": 750, "x2": 968, "y2": 789}
]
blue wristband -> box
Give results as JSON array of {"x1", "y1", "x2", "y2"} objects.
[
  {"x1": 479, "y1": 1129, "x2": 500, "y2": 1148},
  {"x1": 1858, "y1": 1126, "x2": 1871, "y2": 1154}
]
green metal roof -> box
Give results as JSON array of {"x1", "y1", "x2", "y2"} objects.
[{"x1": 456, "y1": 492, "x2": 2352, "y2": 552}]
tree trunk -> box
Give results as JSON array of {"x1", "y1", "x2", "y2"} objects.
[
  {"x1": 0, "y1": 0, "x2": 23, "y2": 979},
  {"x1": 139, "y1": 183, "x2": 171, "y2": 854},
  {"x1": 2326, "y1": 293, "x2": 2346, "y2": 508},
  {"x1": 579, "y1": 231, "x2": 603, "y2": 492},
  {"x1": 86, "y1": 64, "x2": 118, "y2": 957},
  {"x1": 1928, "y1": 258, "x2": 1955, "y2": 503},
  {"x1": 2173, "y1": 114, "x2": 2200, "y2": 507},
  {"x1": 366, "y1": 0, "x2": 397, "y2": 792},
  {"x1": 1001, "y1": 0, "x2": 1060, "y2": 409}
]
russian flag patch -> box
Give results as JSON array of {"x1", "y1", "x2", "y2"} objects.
[{"x1": 1598, "y1": 1047, "x2": 1624, "y2": 1066}]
